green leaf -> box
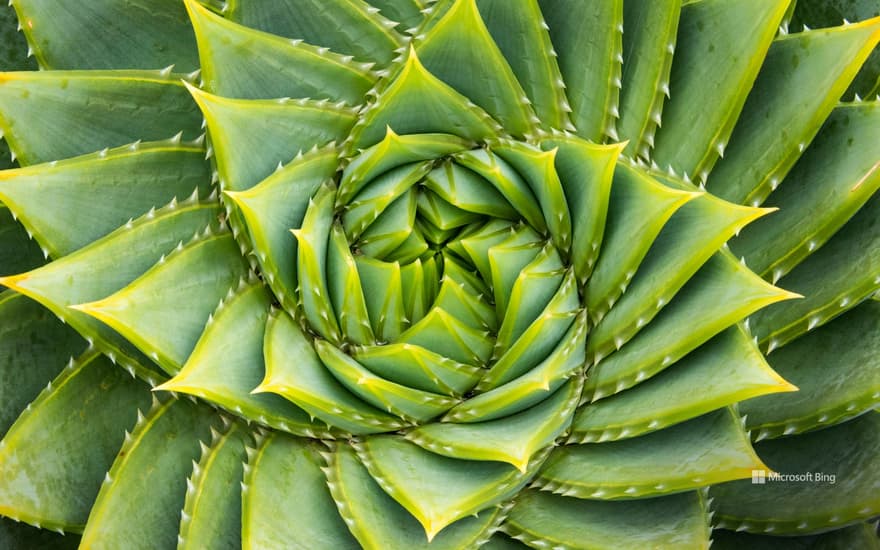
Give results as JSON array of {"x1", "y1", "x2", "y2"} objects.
[
  {"x1": 416, "y1": 0, "x2": 537, "y2": 137},
  {"x1": 585, "y1": 163, "x2": 699, "y2": 322},
  {"x1": 0, "y1": 291, "x2": 84, "y2": 437},
  {"x1": 444, "y1": 311, "x2": 586, "y2": 423},
  {"x1": 586, "y1": 252, "x2": 796, "y2": 400},
  {"x1": 325, "y1": 442, "x2": 503, "y2": 548},
  {"x1": 0, "y1": 200, "x2": 221, "y2": 384},
  {"x1": 708, "y1": 16, "x2": 880, "y2": 204},
  {"x1": 73, "y1": 231, "x2": 249, "y2": 376},
  {"x1": 432, "y1": 262, "x2": 497, "y2": 332},
  {"x1": 416, "y1": 188, "x2": 481, "y2": 231},
  {"x1": 355, "y1": 435, "x2": 544, "y2": 541},
  {"x1": 493, "y1": 141, "x2": 572, "y2": 254},
  {"x1": 503, "y1": 489, "x2": 711, "y2": 549},
  {"x1": 314, "y1": 340, "x2": 458, "y2": 422},
  {"x1": 184, "y1": 0, "x2": 375, "y2": 102},
  {"x1": 339, "y1": 130, "x2": 471, "y2": 205},
  {"x1": 78, "y1": 397, "x2": 220, "y2": 550},
  {"x1": 0, "y1": 517, "x2": 78, "y2": 550},
  {"x1": 0, "y1": 206, "x2": 43, "y2": 284},
  {"x1": 0, "y1": 351, "x2": 150, "y2": 532},
  {"x1": 571, "y1": 326, "x2": 795, "y2": 443},
  {"x1": 0, "y1": 140, "x2": 210, "y2": 258},
  {"x1": 454, "y1": 149, "x2": 546, "y2": 234},
  {"x1": 179, "y1": 422, "x2": 249, "y2": 550},
  {"x1": 651, "y1": 0, "x2": 790, "y2": 180},
  {"x1": 538, "y1": 0, "x2": 623, "y2": 142},
  {"x1": 617, "y1": 0, "x2": 681, "y2": 158},
  {"x1": 478, "y1": 270, "x2": 580, "y2": 391},
  {"x1": 751, "y1": 193, "x2": 880, "y2": 352},
  {"x1": 538, "y1": 408, "x2": 764, "y2": 499},
  {"x1": 476, "y1": 0, "x2": 571, "y2": 131},
  {"x1": 587, "y1": 188, "x2": 772, "y2": 366},
  {"x1": 742, "y1": 300, "x2": 880, "y2": 439},
  {"x1": 493, "y1": 245, "x2": 564, "y2": 352},
  {"x1": 156, "y1": 281, "x2": 324, "y2": 435},
  {"x1": 365, "y1": 0, "x2": 425, "y2": 32},
  {"x1": 485, "y1": 233, "x2": 544, "y2": 321},
  {"x1": 407, "y1": 378, "x2": 580, "y2": 471},
  {"x1": 712, "y1": 412, "x2": 880, "y2": 535},
  {"x1": 242, "y1": 432, "x2": 358, "y2": 550},
  {"x1": 188, "y1": 84, "x2": 356, "y2": 193},
  {"x1": 292, "y1": 184, "x2": 342, "y2": 344},
  {"x1": 257, "y1": 309, "x2": 406, "y2": 435},
  {"x1": 357, "y1": 189, "x2": 418, "y2": 258},
  {"x1": 351, "y1": 343, "x2": 481, "y2": 396},
  {"x1": 731, "y1": 102, "x2": 880, "y2": 280},
  {"x1": 351, "y1": 48, "x2": 502, "y2": 148},
  {"x1": 353, "y1": 255, "x2": 408, "y2": 341},
  {"x1": 227, "y1": 0, "x2": 402, "y2": 68},
  {"x1": 11, "y1": 0, "x2": 199, "y2": 71},
  {"x1": 712, "y1": 523, "x2": 880, "y2": 550},
  {"x1": 327, "y1": 223, "x2": 375, "y2": 346},
  {"x1": 342, "y1": 161, "x2": 430, "y2": 240},
  {"x1": 423, "y1": 163, "x2": 518, "y2": 223},
  {"x1": 398, "y1": 306, "x2": 494, "y2": 366},
  {"x1": 791, "y1": 0, "x2": 880, "y2": 101},
  {"x1": 226, "y1": 147, "x2": 338, "y2": 312},
  {"x1": 0, "y1": 4, "x2": 36, "y2": 72},
  {"x1": 0, "y1": 70, "x2": 202, "y2": 166},
  {"x1": 540, "y1": 136, "x2": 623, "y2": 285},
  {"x1": 480, "y1": 533, "x2": 530, "y2": 550}
]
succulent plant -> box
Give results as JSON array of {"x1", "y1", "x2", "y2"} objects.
[{"x1": 1, "y1": 0, "x2": 879, "y2": 548}]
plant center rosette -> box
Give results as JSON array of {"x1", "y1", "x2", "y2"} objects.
[{"x1": 138, "y1": 48, "x2": 796, "y2": 541}]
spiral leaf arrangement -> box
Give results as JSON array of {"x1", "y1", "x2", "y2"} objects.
[{"x1": 0, "y1": 0, "x2": 878, "y2": 548}]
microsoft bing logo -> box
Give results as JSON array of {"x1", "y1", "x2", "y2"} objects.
[{"x1": 752, "y1": 469, "x2": 766, "y2": 484}]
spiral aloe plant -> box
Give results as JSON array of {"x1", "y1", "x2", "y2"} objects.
[{"x1": 0, "y1": 0, "x2": 878, "y2": 548}]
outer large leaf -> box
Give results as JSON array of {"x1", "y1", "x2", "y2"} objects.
[
  {"x1": 227, "y1": 0, "x2": 402, "y2": 68},
  {"x1": 0, "y1": 291, "x2": 84, "y2": 437},
  {"x1": 504, "y1": 489, "x2": 711, "y2": 549},
  {"x1": 751, "y1": 193, "x2": 880, "y2": 351},
  {"x1": 326, "y1": 442, "x2": 504, "y2": 548},
  {"x1": 11, "y1": 0, "x2": 199, "y2": 71},
  {"x1": 0, "y1": 200, "x2": 221, "y2": 383},
  {"x1": 731, "y1": 102, "x2": 880, "y2": 280},
  {"x1": 790, "y1": 1, "x2": 880, "y2": 101},
  {"x1": 189, "y1": 84, "x2": 355, "y2": 193},
  {"x1": 73, "y1": 232, "x2": 250, "y2": 376},
  {"x1": 242, "y1": 432, "x2": 358, "y2": 550},
  {"x1": 537, "y1": 408, "x2": 764, "y2": 499},
  {"x1": 0, "y1": 207, "x2": 42, "y2": 283},
  {"x1": 78, "y1": 398, "x2": 220, "y2": 549},
  {"x1": 617, "y1": 0, "x2": 680, "y2": 158},
  {"x1": 156, "y1": 281, "x2": 324, "y2": 435},
  {"x1": 351, "y1": 48, "x2": 501, "y2": 148},
  {"x1": 416, "y1": 0, "x2": 537, "y2": 137},
  {"x1": 652, "y1": 0, "x2": 790, "y2": 180},
  {"x1": 570, "y1": 326, "x2": 794, "y2": 443},
  {"x1": 538, "y1": 0, "x2": 623, "y2": 142},
  {"x1": 185, "y1": 0, "x2": 375, "y2": 102},
  {"x1": 179, "y1": 422, "x2": 249, "y2": 550},
  {"x1": 742, "y1": 300, "x2": 880, "y2": 439},
  {"x1": 0, "y1": 352, "x2": 149, "y2": 532},
  {"x1": 708, "y1": 17, "x2": 880, "y2": 204},
  {"x1": 0, "y1": 140, "x2": 210, "y2": 258},
  {"x1": 586, "y1": 253, "x2": 796, "y2": 400},
  {"x1": 712, "y1": 412, "x2": 880, "y2": 534},
  {"x1": 0, "y1": 70, "x2": 202, "y2": 166}
]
